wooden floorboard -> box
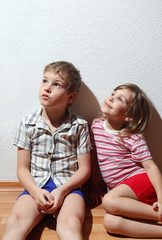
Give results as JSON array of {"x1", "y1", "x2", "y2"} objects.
[{"x1": 0, "y1": 185, "x2": 161, "y2": 239}]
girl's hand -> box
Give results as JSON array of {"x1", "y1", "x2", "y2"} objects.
[
  {"x1": 153, "y1": 201, "x2": 162, "y2": 221},
  {"x1": 41, "y1": 187, "x2": 65, "y2": 214},
  {"x1": 32, "y1": 188, "x2": 54, "y2": 212}
]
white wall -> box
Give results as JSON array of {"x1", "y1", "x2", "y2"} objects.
[{"x1": 0, "y1": 0, "x2": 162, "y2": 180}]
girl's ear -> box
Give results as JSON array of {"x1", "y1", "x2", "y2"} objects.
[
  {"x1": 125, "y1": 116, "x2": 132, "y2": 123},
  {"x1": 68, "y1": 92, "x2": 77, "y2": 104}
]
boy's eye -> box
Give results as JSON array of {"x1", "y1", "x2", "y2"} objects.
[{"x1": 42, "y1": 79, "x2": 47, "y2": 84}]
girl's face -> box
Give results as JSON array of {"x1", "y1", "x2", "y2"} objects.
[{"x1": 101, "y1": 88, "x2": 133, "y2": 129}]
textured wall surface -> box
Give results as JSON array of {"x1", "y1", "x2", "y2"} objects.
[{"x1": 0, "y1": 0, "x2": 162, "y2": 180}]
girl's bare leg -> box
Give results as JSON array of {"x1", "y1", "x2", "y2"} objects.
[
  {"x1": 102, "y1": 184, "x2": 162, "y2": 237},
  {"x1": 56, "y1": 193, "x2": 85, "y2": 240},
  {"x1": 2, "y1": 195, "x2": 45, "y2": 240},
  {"x1": 102, "y1": 184, "x2": 159, "y2": 221},
  {"x1": 103, "y1": 213, "x2": 162, "y2": 237}
]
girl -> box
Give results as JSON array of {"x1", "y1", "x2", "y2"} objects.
[{"x1": 91, "y1": 83, "x2": 162, "y2": 237}]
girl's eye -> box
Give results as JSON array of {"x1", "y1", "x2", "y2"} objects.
[
  {"x1": 118, "y1": 98, "x2": 123, "y2": 103},
  {"x1": 54, "y1": 83, "x2": 61, "y2": 88}
]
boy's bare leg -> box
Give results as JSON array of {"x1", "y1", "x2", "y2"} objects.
[
  {"x1": 56, "y1": 193, "x2": 85, "y2": 240},
  {"x1": 102, "y1": 184, "x2": 162, "y2": 237},
  {"x1": 2, "y1": 195, "x2": 45, "y2": 240}
]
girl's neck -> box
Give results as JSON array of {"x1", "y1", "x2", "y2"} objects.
[{"x1": 105, "y1": 118, "x2": 123, "y2": 131}]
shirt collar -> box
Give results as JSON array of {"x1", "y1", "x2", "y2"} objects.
[{"x1": 25, "y1": 107, "x2": 76, "y2": 132}]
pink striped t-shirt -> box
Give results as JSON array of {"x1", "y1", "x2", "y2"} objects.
[{"x1": 91, "y1": 119, "x2": 152, "y2": 190}]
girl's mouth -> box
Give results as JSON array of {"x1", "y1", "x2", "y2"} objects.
[{"x1": 105, "y1": 102, "x2": 112, "y2": 109}]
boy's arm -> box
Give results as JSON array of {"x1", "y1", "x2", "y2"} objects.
[
  {"x1": 17, "y1": 147, "x2": 54, "y2": 210},
  {"x1": 142, "y1": 159, "x2": 162, "y2": 220},
  {"x1": 61, "y1": 151, "x2": 91, "y2": 193},
  {"x1": 43, "y1": 151, "x2": 91, "y2": 214}
]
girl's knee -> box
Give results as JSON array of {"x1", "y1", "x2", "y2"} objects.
[
  {"x1": 103, "y1": 213, "x2": 122, "y2": 234},
  {"x1": 102, "y1": 193, "x2": 118, "y2": 214}
]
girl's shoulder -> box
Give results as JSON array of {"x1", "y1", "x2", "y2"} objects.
[
  {"x1": 122, "y1": 133, "x2": 146, "y2": 146},
  {"x1": 125, "y1": 133, "x2": 145, "y2": 140},
  {"x1": 91, "y1": 117, "x2": 105, "y2": 127}
]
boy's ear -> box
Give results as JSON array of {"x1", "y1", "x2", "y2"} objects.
[{"x1": 68, "y1": 92, "x2": 77, "y2": 104}]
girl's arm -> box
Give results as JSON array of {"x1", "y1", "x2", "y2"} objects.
[
  {"x1": 83, "y1": 148, "x2": 106, "y2": 207},
  {"x1": 17, "y1": 147, "x2": 54, "y2": 210},
  {"x1": 142, "y1": 159, "x2": 162, "y2": 220},
  {"x1": 42, "y1": 151, "x2": 91, "y2": 214}
]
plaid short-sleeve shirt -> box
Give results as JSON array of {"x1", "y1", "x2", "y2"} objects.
[{"x1": 14, "y1": 108, "x2": 92, "y2": 188}]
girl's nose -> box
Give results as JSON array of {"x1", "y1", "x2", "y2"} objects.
[{"x1": 109, "y1": 95, "x2": 114, "y2": 102}]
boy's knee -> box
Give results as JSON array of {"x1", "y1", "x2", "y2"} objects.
[
  {"x1": 103, "y1": 213, "x2": 122, "y2": 234},
  {"x1": 3, "y1": 213, "x2": 20, "y2": 238},
  {"x1": 4, "y1": 212, "x2": 27, "y2": 235},
  {"x1": 68, "y1": 215, "x2": 82, "y2": 227},
  {"x1": 57, "y1": 216, "x2": 82, "y2": 238},
  {"x1": 5, "y1": 213, "x2": 18, "y2": 229}
]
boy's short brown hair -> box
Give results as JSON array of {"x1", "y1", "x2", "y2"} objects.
[{"x1": 44, "y1": 61, "x2": 82, "y2": 93}]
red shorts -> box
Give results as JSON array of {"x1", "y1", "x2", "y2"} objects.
[{"x1": 120, "y1": 173, "x2": 157, "y2": 205}]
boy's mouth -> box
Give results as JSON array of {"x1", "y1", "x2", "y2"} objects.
[{"x1": 42, "y1": 94, "x2": 50, "y2": 100}]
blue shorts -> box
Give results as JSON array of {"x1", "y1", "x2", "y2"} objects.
[{"x1": 18, "y1": 178, "x2": 84, "y2": 199}]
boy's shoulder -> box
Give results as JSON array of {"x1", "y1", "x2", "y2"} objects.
[
  {"x1": 20, "y1": 109, "x2": 41, "y2": 125},
  {"x1": 70, "y1": 111, "x2": 88, "y2": 125}
]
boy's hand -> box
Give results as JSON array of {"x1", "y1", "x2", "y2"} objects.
[
  {"x1": 41, "y1": 187, "x2": 65, "y2": 214},
  {"x1": 32, "y1": 188, "x2": 54, "y2": 211}
]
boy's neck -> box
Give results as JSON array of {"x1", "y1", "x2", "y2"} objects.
[{"x1": 42, "y1": 107, "x2": 67, "y2": 130}]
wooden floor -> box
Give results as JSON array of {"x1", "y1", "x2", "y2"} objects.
[{"x1": 0, "y1": 183, "x2": 161, "y2": 240}]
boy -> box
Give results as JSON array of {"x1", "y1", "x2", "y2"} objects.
[{"x1": 2, "y1": 61, "x2": 91, "y2": 240}]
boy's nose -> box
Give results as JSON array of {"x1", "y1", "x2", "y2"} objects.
[{"x1": 45, "y1": 85, "x2": 51, "y2": 93}]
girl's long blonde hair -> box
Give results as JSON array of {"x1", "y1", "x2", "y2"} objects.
[{"x1": 114, "y1": 83, "x2": 150, "y2": 135}]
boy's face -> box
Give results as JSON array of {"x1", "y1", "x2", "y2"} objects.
[{"x1": 39, "y1": 71, "x2": 76, "y2": 110}]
